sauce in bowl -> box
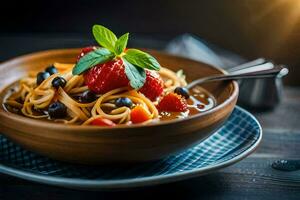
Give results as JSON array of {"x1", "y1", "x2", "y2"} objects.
[{"x1": 160, "y1": 86, "x2": 215, "y2": 121}]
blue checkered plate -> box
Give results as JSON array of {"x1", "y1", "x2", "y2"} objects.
[{"x1": 0, "y1": 106, "x2": 261, "y2": 190}]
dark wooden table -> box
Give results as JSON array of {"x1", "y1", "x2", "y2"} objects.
[{"x1": 0, "y1": 35, "x2": 299, "y2": 200}]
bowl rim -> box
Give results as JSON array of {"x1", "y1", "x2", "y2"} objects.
[{"x1": 0, "y1": 48, "x2": 239, "y2": 131}]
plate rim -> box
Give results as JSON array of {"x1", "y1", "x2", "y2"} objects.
[{"x1": 0, "y1": 106, "x2": 262, "y2": 190}]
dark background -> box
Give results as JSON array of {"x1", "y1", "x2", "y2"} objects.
[
  {"x1": 1, "y1": 1, "x2": 300, "y2": 198},
  {"x1": 1, "y1": 0, "x2": 299, "y2": 85}
]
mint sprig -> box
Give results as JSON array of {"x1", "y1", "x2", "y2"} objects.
[
  {"x1": 114, "y1": 33, "x2": 129, "y2": 55},
  {"x1": 72, "y1": 48, "x2": 114, "y2": 75},
  {"x1": 123, "y1": 58, "x2": 146, "y2": 89},
  {"x1": 92, "y1": 25, "x2": 117, "y2": 52},
  {"x1": 72, "y1": 24, "x2": 161, "y2": 89},
  {"x1": 123, "y1": 49, "x2": 160, "y2": 71}
]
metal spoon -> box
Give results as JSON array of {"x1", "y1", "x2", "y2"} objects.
[
  {"x1": 186, "y1": 63, "x2": 288, "y2": 89},
  {"x1": 227, "y1": 58, "x2": 267, "y2": 72}
]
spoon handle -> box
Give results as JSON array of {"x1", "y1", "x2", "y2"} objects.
[
  {"x1": 187, "y1": 65, "x2": 286, "y2": 89},
  {"x1": 228, "y1": 58, "x2": 267, "y2": 72}
]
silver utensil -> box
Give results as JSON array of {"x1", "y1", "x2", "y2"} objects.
[
  {"x1": 236, "y1": 62, "x2": 288, "y2": 109},
  {"x1": 227, "y1": 58, "x2": 267, "y2": 72},
  {"x1": 186, "y1": 63, "x2": 287, "y2": 89},
  {"x1": 186, "y1": 60, "x2": 288, "y2": 109}
]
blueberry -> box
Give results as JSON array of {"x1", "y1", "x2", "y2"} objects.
[
  {"x1": 36, "y1": 72, "x2": 50, "y2": 85},
  {"x1": 174, "y1": 87, "x2": 190, "y2": 99},
  {"x1": 48, "y1": 102, "x2": 67, "y2": 118},
  {"x1": 52, "y1": 76, "x2": 67, "y2": 89},
  {"x1": 79, "y1": 90, "x2": 97, "y2": 103},
  {"x1": 45, "y1": 65, "x2": 58, "y2": 75},
  {"x1": 115, "y1": 97, "x2": 133, "y2": 108}
]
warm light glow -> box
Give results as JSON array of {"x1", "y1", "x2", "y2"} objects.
[
  {"x1": 253, "y1": 0, "x2": 300, "y2": 55},
  {"x1": 280, "y1": 0, "x2": 300, "y2": 36}
]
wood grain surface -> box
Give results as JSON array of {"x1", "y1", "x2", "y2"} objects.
[{"x1": 0, "y1": 129, "x2": 299, "y2": 200}]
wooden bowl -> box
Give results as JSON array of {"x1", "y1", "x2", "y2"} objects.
[{"x1": 0, "y1": 49, "x2": 238, "y2": 164}]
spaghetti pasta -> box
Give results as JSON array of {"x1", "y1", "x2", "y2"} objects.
[{"x1": 4, "y1": 62, "x2": 187, "y2": 125}]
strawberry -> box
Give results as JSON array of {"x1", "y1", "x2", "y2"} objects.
[
  {"x1": 77, "y1": 46, "x2": 97, "y2": 61},
  {"x1": 83, "y1": 58, "x2": 129, "y2": 94},
  {"x1": 90, "y1": 118, "x2": 116, "y2": 126},
  {"x1": 84, "y1": 61, "x2": 163, "y2": 99},
  {"x1": 157, "y1": 92, "x2": 188, "y2": 112},
  {"x1": 139, "y1": 70, "x2": 164, "y2": 101}
]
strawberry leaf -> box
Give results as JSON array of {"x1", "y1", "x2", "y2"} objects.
[
  {"x1": 114, "y1": 33, "x2": 129, "y2": 55},
  {"x1": 123, "y1": 58, "x2": 146, "y2": 89},
  {"x1": 92, "y1": 25, "x2": 117, "y2": 52},
  {"x1": 124, "y1": 49, "x2": 160, "y2": 71},
  {"x1": 72, "y1": 48, "x2": 114, "y2": 75}
]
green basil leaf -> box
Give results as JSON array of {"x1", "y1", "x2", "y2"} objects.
[
  {"x1": 114, "y1": 33, "x2": 129, "y2": 55},
  {"x1": 123, "y1": 58, "x2": 146, "y2": 89},
  {"x1": 124, "y1": 49, "x2": 160, "y2": 71},
  {"x1": 92, "y1": 25, "x2": 117, "y2": 52},
  {"x1": 72, "y1": 48, "x2": 114, "y2": 75}
]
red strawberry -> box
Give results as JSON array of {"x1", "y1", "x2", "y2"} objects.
[
  {"x1": 139, "y1": 70, "x2": 164, "y2": 101},
  {"x1": 81, "y1": 46, "x2": 164, "y2": 98},
  {"x1": 84, "y1": 58, "x2": 129, "y2": 94},
  {"x1": 90, "y1": 118, "x2": 116, "y2": 126},
  {"x1": 157, "y1": 92, "x2": 188, "y2": 112},
  {"x1": 77, "y1": 46, "x2": 97, "y2": 61},
  {"x1": 84, "y1": 61, "x2": 164, "y2": 99}
]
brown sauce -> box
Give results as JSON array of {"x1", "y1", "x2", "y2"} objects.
[{"x1": 159, "y1": 86, "x2": 216, "y2": 121}]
